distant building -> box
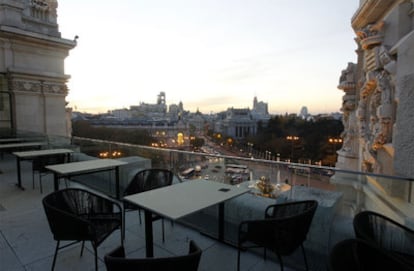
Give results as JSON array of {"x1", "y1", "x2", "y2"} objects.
[
  {"x1": 110, "y1": 108, "x2": 131, "y2": 120},
  {"x1": 130, "y1": 91, "x2": 167, "y2": 116},
  {"x1": 251, "y1": 96, "x2": 270, "y2": 122},
  {"x1": 299, "y1": 106, "x2": 310, "y2": 120},
  {"x1": 187, "y1": 110, "x2": 206, "y2": 134},
  {"x1": 215, "y1": 108, "x2": 256, "y2": 139},
  {"x1": 214, "y1": 96, "x2": 270, "y2": 139}
]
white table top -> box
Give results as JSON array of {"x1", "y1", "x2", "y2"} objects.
[
  {"x1": 0, "y1": 141, "x2": 46, "y2": 149},
  {"x1": 13, "y1": 148, "x2": 74, "y2": 158},
  {"x1": 124, "y1": 179, "x2": 250, "y2": 220},
  {"x1": 45, "y1": 159, "x2": 127, "y2": 175}
]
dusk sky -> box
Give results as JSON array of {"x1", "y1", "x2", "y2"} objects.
[{"x1": 59, "y1": 0, "x2": 359, "y2": 115}]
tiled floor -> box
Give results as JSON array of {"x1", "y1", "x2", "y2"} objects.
[{"x1": 0, "y1": 153, "x2": 306, "y2": 271}]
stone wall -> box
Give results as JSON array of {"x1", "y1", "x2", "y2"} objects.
[
  {"x1": 0, "y1": 0, "x2": 76, "y2": 137},
  {"x1": 333, "y1": 0, "x2": 414, "y2": 222}
]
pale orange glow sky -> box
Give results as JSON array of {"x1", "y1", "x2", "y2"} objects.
[{"x1": 59, "y1": 0, "x2": 358, "y2": 115}]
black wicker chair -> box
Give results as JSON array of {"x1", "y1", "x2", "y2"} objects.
[
  {"x1": 43, "y1": 188, "x2": 123, "y2": 271},
  {"x1": 237, "y1": 200, "x2": 318, "y2": 271},
  {"x1": 353, "y1": 210, "x2": 414, "y2": 268},
  {"x1": 32, "y1": 154, "x2": 67, "y2": 193},
  {"x1": 122, "y1": 168, "x2": 174, "y2": 242},
  {"x1": 329, "y1": 238, "x2": 412, "y2": 271},
  {"x1": 104, "y1": 240, "x2": 202, "y2": 271}
]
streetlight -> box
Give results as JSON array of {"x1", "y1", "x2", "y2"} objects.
[
  {"x1": 286, "y1": 136, "x2": 299, "y2": 162},
  {"x1": 328, "y1": 137, "x2": 343, "y2": 166},
  {"x1": 247, "y1": 142, "x2": 253, "y2": 158}
]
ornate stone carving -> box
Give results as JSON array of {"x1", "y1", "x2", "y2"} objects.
[
  {"x1": 356, "y1": 45, "x2": 396, "y2": 173},
  {"x1": 46, "y1": 0, "x2": 58, "y2": 17},
  {"x1": 338, "y1": 63, "x2": 358, "y2": 155},
  {"x1": 29, "y1": 0, "x2": 58, "y2": 22},
  {"x1": 10, "y1": 79, "x2": 41, "y2": 93},
  {"x1": 356, "y1": 21, "x2": 385, "y2": 50},
  {"x1": 43, "y1": 83, "x2": 67, "y2": 95},
  {"x1": 338, "y1": 62, "x2": 357, "y2": 93},
  {"x1": 9, "y1": 78, "x2": 67, "y2": 95}
]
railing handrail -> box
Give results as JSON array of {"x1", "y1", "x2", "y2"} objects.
[{"x1": 71, "y1": 136, "x2": 414, "y2": 182}]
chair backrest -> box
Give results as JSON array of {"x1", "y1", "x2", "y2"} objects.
[
  {"x1": 353, "y1": 211, "x2": 414, "y2": 257},
  {"x1": 42, "y1": 188, "x2": 118, "y2": 241},
  {"x1": 33, "y1": 154, "x2": 66, "y2": 172},
  {"x1": 123, "y1": 168, "x2": 174, "y2": 196},
  {"x1": 329, "y1": 238, "x2": 412, "y2": 271},
  {"x1": 262, "y1": 200, "x2": 318, "y2": 254},
  {"x1": 104, "y1": 240, "x2": 202, "y2": 271}
]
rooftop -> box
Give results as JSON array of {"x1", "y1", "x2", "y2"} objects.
[{"x1": 1, "y1": 152, "x2": 309, "y2": 271}]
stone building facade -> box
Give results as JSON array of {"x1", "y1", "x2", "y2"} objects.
[
  {"x1": 0, "y1": 0, "x2": 76, "y2": 138},
  {"x1": 334, "y1": 0, "x2": 414, "y2": 223}
]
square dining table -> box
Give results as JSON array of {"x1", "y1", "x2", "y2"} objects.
[
  {"x1": 46, "y1": 159, "x2": 127, "y2": 199},
  {"x1": 124, "y1": 179, "x2": 250, "y2": 257},
  {"x1": 13, "y1": 148, "x2": 74, "y2": 190}
]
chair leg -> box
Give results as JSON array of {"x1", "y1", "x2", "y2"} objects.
[
  {"x1": 120, "y1": 225, "x2": 124, "y2": 247},
  {"x1": 122, "y1": 209, "x2": 125, "y2": 242},
  {"x1": 237, "y1": 246, "x2": 241, "y2": 271},
  {"x1": 162, "y1": 218, "x2": 165, "y2": 243},
  {"x1": 276, "y1": 253, "x2": 284, "y2": 271},
  {"x1": 93, "y1": 245, "x2": 98, "y2": 271},
  {"x1": 32, "y1": 171, "x2": 36, "y2": 189},
  {"x1": 51, "y1": 241, "x2": 60, "y2": 271},
  {"x1": 301, "y1": 243, "x2": 309, "y2": 271},
  {"x1": 39, "y1": 174, "x2": 43, "y2": 194},
  {"x1": 64, "y1": 177, "x2": 70, "y2": 188},
  {"x1": 80, "y1": 241, "x2": 85, "y2": 257}
]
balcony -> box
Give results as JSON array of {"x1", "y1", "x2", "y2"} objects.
[{"x1": 1, "y1": 135, "x2": 413, "y2": 270}]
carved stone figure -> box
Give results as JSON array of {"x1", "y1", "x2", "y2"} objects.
[
  {"x1": 355, "y1": 42, "x2": 396, "y2": 173},
  {"x1": 338, "y1": 63, "x2": 357, "y2": 154}
]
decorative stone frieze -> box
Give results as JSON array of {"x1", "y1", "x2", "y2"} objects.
[
  {"x1": 338, "y1": 63, "x2": 358, "y2": 156},
  {"x1": 356, "y1": 21, "x2": 385, "y2": 50},
  {"x1": 352, "y1": 14, "x2": 397, "y2": 174},
  {"x1": 9, "y1": 78, "x2": 67, "y2": 95},
  {"x1": 356, "y1": 67, "x2": 395, "y2": 173},
  {"x1": 29, "y1": 0, "x2": 57, "y2": 23}
]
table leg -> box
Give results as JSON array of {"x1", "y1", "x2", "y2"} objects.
[
  {"x1": 16, "y1": 157, "x2": 24, "y2": 190},
  {"x1": 53, "y1": 173, "x2": 59, "y2": 191},
  {"x1": 115, "y1": 166, "x2": 120, "y2": 200},
  {"x1": 144, "y1": 210, "x2": 154, "y2": 257},
  {"x1": 218, "y1": 202, "x2": 224, "y2": 241}
]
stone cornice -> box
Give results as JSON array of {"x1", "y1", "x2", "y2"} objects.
[
  {"x1": 351, "y1": 0, "x2": 404, "y2": 30},
  {"x1": 0, "y1": 0, "x2": 25, "y2": 10},
  {"x1": 7, "y1": 67, "x2": 71, "y2": 81},
  {"x1": 0, "y1": 25, "x2": 76, "y2": 49}
]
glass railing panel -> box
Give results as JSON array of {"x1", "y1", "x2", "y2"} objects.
[{"x1": 70, "y1": 136, "x2": 414, "y2": 251}]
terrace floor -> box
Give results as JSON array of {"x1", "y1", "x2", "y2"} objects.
[{"x1": 0, "y1": 153, "x2": 344, "y2": 271}]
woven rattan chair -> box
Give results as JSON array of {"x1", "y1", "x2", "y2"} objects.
[
  {"x1": 237, "y1": 200, "x2": 318, "y2": 271},
  {"x1": 43, "y1": 188, "x2": 123, "y2": 271},
  {"x1": 329, "y1": 238, "x2": 412, "y2": 271},
  {"x1": 122, "y1": 168, "x2": 174, "y2": 242},
  {"x1": 104, "y1": 240, "x2": 202, "y2": 271},
  {"x1": 32, "y1": 154, "x2": 66, "y2": 193},
  {"x1": 353, "y1": 210, "x2": 414, "y2": 268}
]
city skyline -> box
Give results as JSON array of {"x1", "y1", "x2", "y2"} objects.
[{"x1": 59, "y1": 0, "x2": 358, "y2": 115}]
